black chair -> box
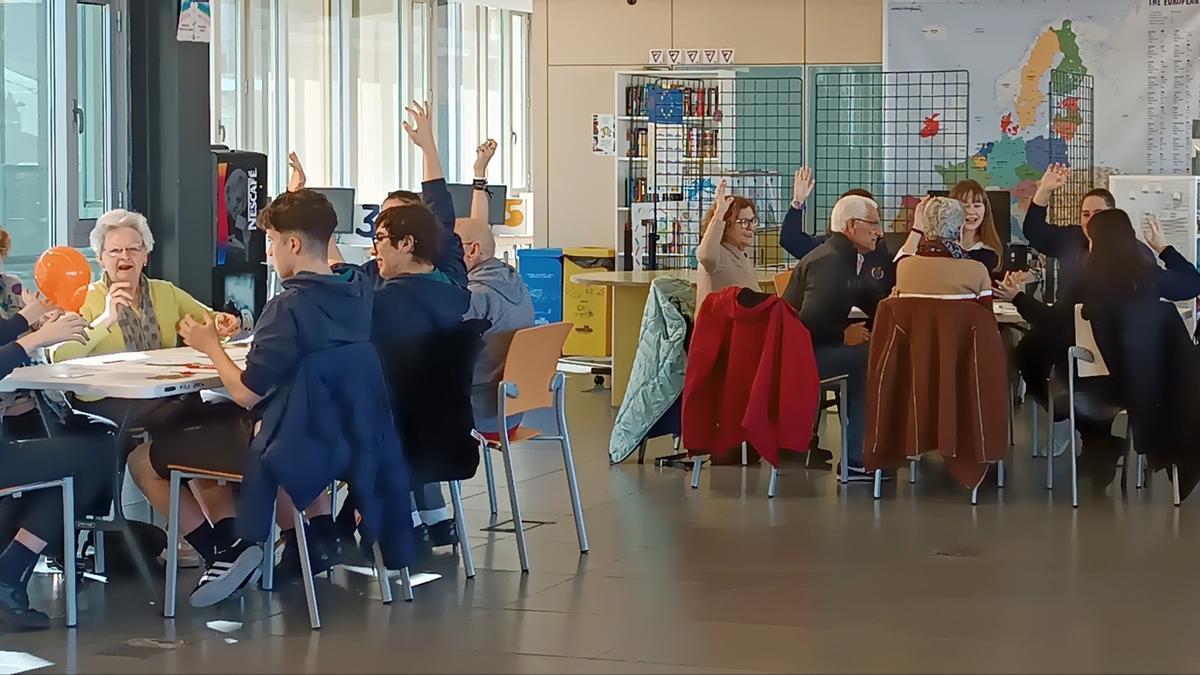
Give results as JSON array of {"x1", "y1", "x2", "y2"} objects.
[{"x1": 382, "y1": 319, "x2": 490, "y2": 578}]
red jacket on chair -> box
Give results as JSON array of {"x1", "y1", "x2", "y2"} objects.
[{"x1": 682, "y1": 287, "x2": 820, "y2": 468}]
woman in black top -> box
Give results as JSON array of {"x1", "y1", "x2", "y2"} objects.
[
  {"x1": 0, "y1": 306, "x2": 116, "y2": 630},
  {"x1": 998, "y1": 209, "x2": 1200, "y2": 489}
]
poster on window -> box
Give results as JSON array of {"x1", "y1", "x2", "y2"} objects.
[{"x1": 176, "y1": 1, "x2": 211, "y2": 43}]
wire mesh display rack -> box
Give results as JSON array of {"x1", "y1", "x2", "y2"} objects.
[
  {"x1": 1046, "y1": 70, "x2": 1095, "y2": 227},
  {"x1": 619, "y1": 73, "x2": 803, "y2": 271},
  {"x1": 811, "y1": 70, "x2": 970, "y2": 235}
]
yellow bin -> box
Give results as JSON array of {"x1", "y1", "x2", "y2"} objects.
[{"x1": 562, "y1": 247, "x2": 615, "y2": 356}]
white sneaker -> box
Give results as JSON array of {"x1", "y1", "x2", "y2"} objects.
[
  {"x1": 159, "y1": 541, "x2": 202, "y2": 569},
  {"x1": 1051, "y1": 418, "x2": 1074, "y2": 457}
]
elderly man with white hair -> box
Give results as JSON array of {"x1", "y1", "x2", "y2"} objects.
[
  {"x1": 893, "y1": 196, "x2": 993, "y2": 307},
  {"x1": 454, "y1": 216, "x2": 535, "y2": 435},
  {"x1": 782, "y1": 194, "x2": 883, "y2": 480}
]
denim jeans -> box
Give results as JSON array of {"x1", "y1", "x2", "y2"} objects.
[{"x1": 814, "y1": 343, "x2": 868, "y2": 467}]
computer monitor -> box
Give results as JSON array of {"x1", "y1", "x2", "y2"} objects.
[
  {"x1": 446, "y1": 183, "x2": 509, "y2": 225},
  {"x1": 310, "y1": 187, "x2": 357, "y2": 234}
]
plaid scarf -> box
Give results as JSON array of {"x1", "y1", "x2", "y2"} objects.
[{"x1": 916, "y1": 238, "x2": 969, "y2": 260}]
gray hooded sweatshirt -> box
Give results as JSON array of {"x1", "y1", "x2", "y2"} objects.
[{"x1": 464, "y1": 257, "x2": 536, "y2": 426}]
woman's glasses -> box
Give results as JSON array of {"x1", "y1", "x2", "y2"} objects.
[
  {"x1": 734, "y1": 217, "x2": 759, "y2": 230},
  {"x1": 103, "y1": 246, "x2": 146, "y2": 257}
]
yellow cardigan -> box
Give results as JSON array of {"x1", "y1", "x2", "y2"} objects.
[{"x1": 50, "y1": 278, "x2": 213, "y2": 363}]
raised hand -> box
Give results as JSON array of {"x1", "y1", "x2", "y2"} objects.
[
  {"x1": 713, "y1": 179, "x2": 733, "y2": 221},
  {"x1": 474, "y1": 139, "x2": 498, "y2": 177},
  {"x1": 1143, "y1": 213, "x2": 1168, "y2": 254},
  {"x1": 17, "y1": 288, "x2": 54, "y2": 326},
  {"x1": 402, "y1": 100, "x2": 437, "y2": 151},
  {"x1": 791, "y1": 167, "x2": 815, "y2": 207},
  {"x1": 95, "y1": 282, "x2": 134, "y2": 330},
  {"x1": 178, "y1": 314, "x2": 221, "y2": 355},
  {"x1": 287, "y1": 152, "x2": 307, "y2": 192},
  {"x1": 214, "y1": 312, "x2": 242, "y2": 338},
  {"x1": 1037, "y1": 163, "x2": 1069, "y2": 194},
  {"x1": 18, "y1": 312, "x2": 89, "y2": 353}
]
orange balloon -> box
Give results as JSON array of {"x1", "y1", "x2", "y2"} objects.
[
  {"x1": 34, "y1": 247, "x2": 92, "y2": 309},
  {"x1": 66, "y1": 284, "x2": 90, "y2": 313}
]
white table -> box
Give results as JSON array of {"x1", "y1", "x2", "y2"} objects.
[
  {"x1": 0, "y1": 345, "x2": 251, "y2": 400},
  {"x1": 0, "y1": 345, "x2": 251, "y2": 601}
]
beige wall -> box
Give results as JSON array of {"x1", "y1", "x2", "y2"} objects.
[{"x1": 532, "y1": 0, "x2": 884, "y2": 249}]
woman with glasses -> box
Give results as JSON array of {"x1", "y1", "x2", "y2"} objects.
[
  {"x1": 50, "y1": 209, "x2": 244, "y2": 571},
  {"x1": 52, "y1": 210, "x2": 241, "y2": 364},
  {"x1": 695, "y1": 179, "x2": 762, "y2": 310}
]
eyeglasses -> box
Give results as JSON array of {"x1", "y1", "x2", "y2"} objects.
[
  {"x1": 103, "y1": 246, "x2": 146, "y2": 257},
  {"x1": 850, "y1": 218, "x2": 882, "y2": 230},
  {"x1": 734, "y1": 217, "x2": 760, "y2": 230}
]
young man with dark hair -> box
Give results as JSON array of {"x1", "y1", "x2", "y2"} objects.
[
  {"x1": 176, "y1": 187, "x2": 408, "y2": 607},
  {"x1": 292, "y1": 102, "x2": 471, "y2": 549}
]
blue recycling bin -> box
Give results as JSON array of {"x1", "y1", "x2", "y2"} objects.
[{"x1": 517, "y1": 247, "x2": 563, "y2": 325}]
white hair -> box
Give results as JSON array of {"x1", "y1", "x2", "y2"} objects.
[
  {"x1": 923, "y1": 196, "x2": 966, "y2": 242},
  {"x1": 829, "y1": 195, "x2": 877, "y2": 233},
  {"x1": 90, "y1": 209, "x2": 155, "y2": 255}
]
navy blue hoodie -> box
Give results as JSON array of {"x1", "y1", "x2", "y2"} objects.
[{"x1": 237, "y1": 266, "x2": 416, "y2": 567}]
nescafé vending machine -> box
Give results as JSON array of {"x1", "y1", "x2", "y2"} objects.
[{"x1": 211, "y1": 149, "x2": 268, "y2": 332}]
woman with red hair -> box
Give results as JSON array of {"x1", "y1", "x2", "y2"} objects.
[{"x1": 695, "y1": 179, "x2": 760, "y2": 310}]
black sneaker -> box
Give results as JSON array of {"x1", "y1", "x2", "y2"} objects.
[
  {"x1": 805, "y1": 447, "x2": 834, "y2": 470},
  {"x1": 427, "y1": 520, "x2": 459, "y2": 547},
  {"x1": 189, "y1": 541, "x2": 264, "y2": 608},
  {"x1": 836, "y1": 463, "x2": 889, "y2": 483},
  {"x1": 0, "y1": 581, "x2": 49, "y2": 630},
  {"x1": 274, "y1": 530, "x2": 344, "y2": 583}
]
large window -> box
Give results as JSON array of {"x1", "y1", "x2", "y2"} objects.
[
  {"x1": 285, "y1": 0, "x2": 334, "y2": 186},
  {"x1": 349, "y1": 0, "x2": 400, "y2": 202},
  {"x1": 0, "y1": 0, "x2": 52, "y2": 261},
  {"x1": 207, "y1": 0, "x2": 530, "y2": 203},
  {"x1": 445, "y1": 3, "x2": 530, "y2": 190}
]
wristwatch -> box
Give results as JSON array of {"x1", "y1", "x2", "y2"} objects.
[{"x1": 790, "y1": 200, "x2": 807, "y2": 211}]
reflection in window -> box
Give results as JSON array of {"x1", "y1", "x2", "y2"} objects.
[
  {"x1": 350, "y1": 0, "x2": 399, "y2": 202},
  {"x1": 510, "y1": 12, "x2": 530, "y2": 190},
  {"x1": 77, "y1": 2, "x2": 110, "y2": 221},
  {"x1": 0, "y1": 0, "x2": 50, "y2": 264},
  {"x1": 286, "y1": 0, "x2": 333, "y2": 186}
]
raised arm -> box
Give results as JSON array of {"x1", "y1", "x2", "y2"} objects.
[
  {"x1": 471, "y1": 139, "x2": 498, "y2": 222},
  {"x1": 1144, "y1": 214, "x2": 1200, "y2": 301},
  {"x1": 779, "y1": 167, "x2": 818, "y2": 259},
  {"x1": 404, "y1": 100, "x2": 444, "y2": 183},
  {"x1": 1024, "y1": 163, "x2": 1085, "y2": 257},
  {"x1": 697, "y1": 179, "x2": 732, "y2": 269},
  {"x1": 403, "y1": 100, "x2": 466, "y2": 286}
]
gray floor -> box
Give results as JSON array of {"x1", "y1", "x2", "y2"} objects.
[{"x1": 4, "y1": 375, "x2": 1199, "y2": 674}]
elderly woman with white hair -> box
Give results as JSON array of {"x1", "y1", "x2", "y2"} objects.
[
  {"x1": 893, "y1": 196, "x2": 994, "y2": 308},
  {"x1": 51, "y1": 209, "x2": 240, "y2": 363},
  {"x1": 50, "y1": 209, "x2": 244, "y2": 570}
]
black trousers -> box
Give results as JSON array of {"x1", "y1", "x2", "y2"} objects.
[
  {"x1": 1014, "y1": 330, "x2": 1123, "y2": 455},
  {"x1": 0, "y1": 416, "x2": 117, "y2": 552}
]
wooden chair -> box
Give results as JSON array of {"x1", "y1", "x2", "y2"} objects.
[
  {"x1": 772, "y1": 270, "x2": 792, "y2": 298},
  {"x1": 479, "y1": 322, "x2": 589, "y2": 572},
  {"x1": 0, "y1": 477, "x2": 77, "y2": 627},
  {"x1": 163, "y1": 467, "x2": 409, "y2": 629}
]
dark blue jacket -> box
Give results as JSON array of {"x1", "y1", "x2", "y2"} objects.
[
  {"x1": 358, "y1": 178, "x2": 468, "y2": 290},
  {"x1": 0, "y1": 313, "x2": 29, "y2": 378},
  {"x1": 1022, "y1": 202, "x2": 1200, "y2": 301},
  {"x1": 237, "y1": 267, "x2": 415, "y2": 567},
  {"x1": 780, "y1": 206, "x2": 895, "y2": 328}
]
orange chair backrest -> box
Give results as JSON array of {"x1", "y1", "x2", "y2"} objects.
[
  {"x1": 500, "y1": 322, "x2": 573, "y2": 416},
  {"x1": 772, "y1": 270, "x2": 792, "y2": 298}
]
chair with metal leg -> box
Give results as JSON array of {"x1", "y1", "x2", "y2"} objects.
[
  {"x1": 478, "y1": 322, "x2": 589, "y2": 573},
  {"x1": 163, "y1": 467, "x2": 404, "y2": 628},
  {"x1": 0, "y1": 477, "x2": 77, "y2": 628},
  {"x1": 767, "y1": 375, "x2": 848, "y2": 498}
]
